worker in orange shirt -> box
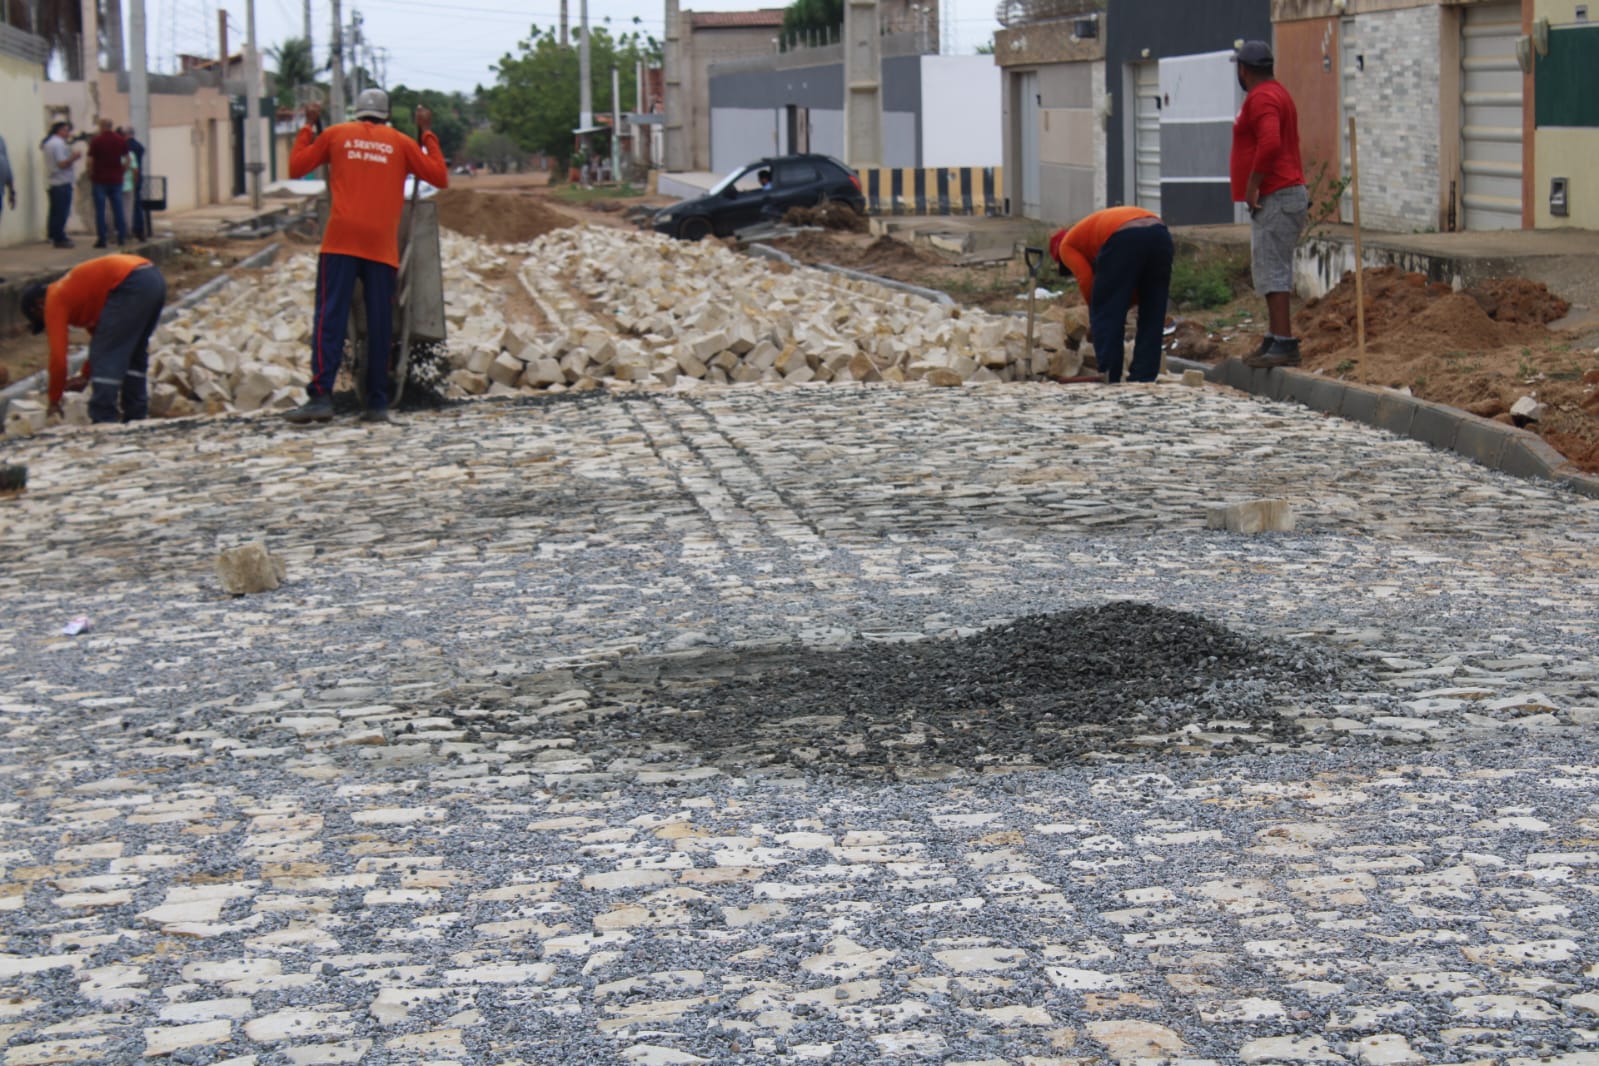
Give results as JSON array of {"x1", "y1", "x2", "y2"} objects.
[
  {"x1": 21, "y1": 254, "x2": 167, "y2": 423},
  {"x1": 1048, "y1": 207, "x2": 1173, "y2": 384},
  {"x1": 283, "y1": 88, "x2": 449, "y2": 425}
]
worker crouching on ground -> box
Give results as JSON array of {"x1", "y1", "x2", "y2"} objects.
[
  {"x1": 1048, "y1": 207, "x2": 1173, "y2": 384},
  {"x1": 284, "y1": 88, "x2": 449, "y2": 425},
  {"x1": 22, "y1": 254, "x2": 167, "y2": 424}
]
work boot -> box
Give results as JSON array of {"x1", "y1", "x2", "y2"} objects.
[
  {"x1": 1244, "y1": 337, "x2": 1302, "y2": 369},
  {"x1": 360, "y1": 407, "x2": 399, "y2": 425},
  {"x1": 1248, "y1": 335, "x2": 1273, "y2": 360},
  {"x1": 283, "y1": 395, "x2": 334, "y2": 424}
]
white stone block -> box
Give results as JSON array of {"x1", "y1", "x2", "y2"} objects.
[
  {"x1": 215, "y1": 542, "x2": 284, "y2": 595},
  {"x1": 1206, "y1": 499, "x2": 1295, "y2": 534}
]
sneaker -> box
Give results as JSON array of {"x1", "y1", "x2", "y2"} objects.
[
  {"x1": 360, "y1": 408, "x2": 399, "y2": 425},
  {"x1": 283, "y1": 395, "x2": 335, "y2": 424},
  {"x1": 92, "y1": 240, "x2": 107, "y2": 249},
  {"x1": 52, "y1": 239, "x2": 75, "y2": 249},
  {"x1": 1244, "y1": 338, "x2": 1302, "y2": 369}
]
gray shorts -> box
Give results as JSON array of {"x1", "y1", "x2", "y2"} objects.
[{"x1": 1250, "y1": 184, "x2": 1308, "y2": 296}]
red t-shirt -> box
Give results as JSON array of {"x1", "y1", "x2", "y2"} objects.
[
  {"x1": 1230, "y1": 79, "x2": 1304, "y2": 201},
  {"x1": 290, "y1": 120, "x2": 449, "y2": 268},
  {"x1": 87, "y1": 130, "x2": 128, "y2": 186}
]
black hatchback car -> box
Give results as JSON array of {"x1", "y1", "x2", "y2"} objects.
[{"x1": 653, "y1": 154, "x2": 865, "y2": 240}]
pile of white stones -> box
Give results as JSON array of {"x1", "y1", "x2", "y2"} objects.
[
  {"x1": 443, "y1": 226, "x2": 1084, "y2": 395},
  {"x1": 3, "y1": 232, "x2": 512, "y2": 436}
]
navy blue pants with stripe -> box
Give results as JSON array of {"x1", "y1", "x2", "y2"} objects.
[
  {"x1": 1090, "y1": 223, "x2": 1174, "y2": 384},
  {"x1": 88, "y1": 264, "x2": 166, "y2": 423},
  {"x1": 310, "y1": 252, "x2": 396, "y2": 411}
]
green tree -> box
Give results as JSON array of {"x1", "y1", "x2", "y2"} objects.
[
  {"x1": 389, "y1": 85, "x2": 480, "y2": 160},
  {"x1": 484, "y1": 23, "x2": 660, "y2": 159},
  {"x1": 267, "y1": 37, "x2": 318, "y2": 108},
  {"x1": 782, "y1": 0, "x2": 842, "y2": 43}
]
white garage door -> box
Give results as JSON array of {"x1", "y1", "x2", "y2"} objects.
[
  {"x1": 1133, "y1": 61, "x2": 1161, "y2": 215},
  {"x1": 1461, "y1": 1, "x2": 1524, "y2": 230}
]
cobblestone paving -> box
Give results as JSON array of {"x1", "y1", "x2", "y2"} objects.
[{"x1": 2, "y1": 382, "x2": 1598, "y2": 1064}]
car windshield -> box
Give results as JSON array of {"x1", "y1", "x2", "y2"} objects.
[{"x1": 707, "y1": 164, "x2": 768, "y2": 196}]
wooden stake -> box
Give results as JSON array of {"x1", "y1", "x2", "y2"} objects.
[{"x1": 1347, "y1": 116, "x2": 1367, "y2": 383}]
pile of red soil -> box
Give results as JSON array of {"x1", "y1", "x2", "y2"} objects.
[
  {"x1": 434, "y1": 189, "x2": 576, "y2": 243},
  {"x1": 772, "y1": 232, "x2": 943, "y2": 274},
  {"x1": 782, "y1": 201, "x2": 868, "y2": 232},
  {"x1": 1295, "y1": 268, "x2": 1567, "y2": 358}
]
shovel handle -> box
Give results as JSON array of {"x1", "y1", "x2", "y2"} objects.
[{"x1": 1024, "y1": 246, "x2": 1044, "y2": 279}]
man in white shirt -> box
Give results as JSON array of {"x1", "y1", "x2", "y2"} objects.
[{"x1": 43, "y1": 120, "x2": 82, "y2": 249}]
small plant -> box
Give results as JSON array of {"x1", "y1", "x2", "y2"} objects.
[
  {"x1": 1413, "y1": 376, "x2": 1428, "y2": 391},
  {"x1": 1170, "y1": 255, "x2": 1239, "y2": 310},
  {"x1": 1299, "y1": 161, "x2": 1352, "y2": 244},
  {"x1": 1334, "y1": 359, "x2": 1356, "y2": 375}
]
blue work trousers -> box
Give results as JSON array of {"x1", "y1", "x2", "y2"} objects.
[
  {"x1": 47, "y1": 184, "x2": 72, "y2": 243},
  {"x1": 1090, "y1": 222, "x2": 1174, "y2": 384},
  {"x1": 88, "y1": 264, "x2": 166, "y2": 423},
  {"x1": 93, "y1": 181, "x2": 128, "y2": 244},
  {"x1": 309, "y1": 253, "x2": 397, "y2": 411}
]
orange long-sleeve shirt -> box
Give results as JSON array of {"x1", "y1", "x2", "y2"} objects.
[
  {"x1": 1050, "y1": 206, "x2": 1159, "y2": 307},
  {"x1": 290, "y1": 120, "x2": 449, "y2": 268},
  {"x1": 45, "y1": 254, "x2": 150, "y2": 406}
]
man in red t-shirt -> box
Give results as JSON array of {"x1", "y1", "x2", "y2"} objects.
[
  {"x1": 1230, "y1": 40, "x2": 1307, "y2": 369},
  {"x1": 282, "y1": 88, "x2": 449, "y2": 425},
  {"x1": 86, "y1": 118, "x2": 130, "y2": 249}
]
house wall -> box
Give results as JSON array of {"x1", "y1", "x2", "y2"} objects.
[
  {"x1": 1532, "y1": 0, "x2": 1599, "y2": 227},
  {"x1": 0, "y1": 52, "x2": 47, "y2": 248},
  {"x1": 1340, "y1": 4, "x2": 1444, "y2": 230},
  {"x1": 1105, "y1": 0, "x2": 1271, "y2": 223},
  {"x1": 919, "y1": 56, "x2": 1002, "y2": 167},
  {"x1": 707, "y1": 53, "x2": 929, "y2": 169},
  {"x1": 686, "y1": 24, "x2": 787, "y2": 170},
  {"x1": 1273, "y1": 16, "x2": 1342, "y2": 193}
]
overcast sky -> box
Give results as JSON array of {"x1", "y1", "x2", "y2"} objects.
[{"x1": 137, "y1": 0, "x2": 1000, "y2": 95}]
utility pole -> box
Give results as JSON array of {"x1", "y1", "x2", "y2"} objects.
[
  {"x1": 130, "y1": 0, "x2": 150, "y2": 233},
  {"x1": 330, "y1": 0, "x2": 345, "y2": 120},
  {"x1": 663, "y1": 0, "x2": 686, "y2": 171},
  {"x1": 304, "y1": 0, "x2": 312, "y2": 58},
  {"x1": 560, "y1": 0, "x2": 568, "y2": 46},
  {"x1": 351, "y1": 10, "x2": 363, "y2": 96},
  {"x1": 578, "y1": 0, "x2": 591, "y2": 129},
  {"x1": 245, "y1": 0, "x2": 263, "y2": 210},
  {"x1": 610, "y1": 64, "x2": 620, "y2": 183}
]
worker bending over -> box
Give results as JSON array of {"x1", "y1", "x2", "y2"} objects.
[
  {"x1": 22, "y1": 254, "x2": 167, "y2": 423},
  {"x1": 1049, "y1": 207, "x2": 1173, "y2": 384},
  {"x1": 284, "y1": 88, "x2": 449, "y2": 425}
]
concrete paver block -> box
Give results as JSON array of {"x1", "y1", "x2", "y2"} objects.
[
  {"x1": 1206, "y1": 498, "x2": 1295, "y2": 534},
  {"x1": 215, "y1": 542, "x2": 285, "y2": 596}
]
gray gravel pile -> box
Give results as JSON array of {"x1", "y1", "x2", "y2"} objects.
[{"x1": 539, "y1": 602, "x2": 1368, "y2": 777}]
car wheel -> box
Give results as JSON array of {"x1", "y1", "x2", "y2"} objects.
[{"x1": 679, "y1": 217, "x2": 713, "y2": 241}]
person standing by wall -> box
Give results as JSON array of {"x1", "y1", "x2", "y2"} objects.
[
  {"x1": 118, "y1": 127, "x2": 145, "y2": 242},
  {"x1": 1231, "y1": 40, "x2": 1308, "y2": 370},
  {"x1": 42, "y1": 121, "x2": 82, "y2": 249},
  {"x1": 283, "y1": 89, "x2": 449, "y2": 425},
  {"x1": 87, "y1": 119, "x2": 130, "y2": 248},
  {"x1": 1048, "y1": 206, "x2": 1174, "y2": 385}
]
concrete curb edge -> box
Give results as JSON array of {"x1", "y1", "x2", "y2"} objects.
[
  {"x1": 1, "y1": 242, "x2": 282, "y2": 424},
  {"x1": 746, "y1": 243, "x2": 956, "y2": 306},
  {"x1": 1203, "y1": 357, "x2": 1599, "y2": 499}
]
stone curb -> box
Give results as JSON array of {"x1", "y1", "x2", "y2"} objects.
[
  {"x1": 1205, "y1": 357, "x2": 1599, "y2": 498},
  {"x1": 747, "y1": 243, "x2": 956, "y2": 306},
  {"x1": 0, "y1": 242, "x2": 281, "y2": 423}
]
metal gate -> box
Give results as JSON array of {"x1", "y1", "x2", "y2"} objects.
[
  {"x1": 1018, "y1": 71, "x2": 1041, "y2": 218},
  {"x1": 1461, "y1": 0, "x2": 1524, "y2": 229},
  {"x1": 1133, "y1": 61, "x2": 1162, "y2": 215}
]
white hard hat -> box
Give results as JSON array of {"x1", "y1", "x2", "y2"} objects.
[{"x1": 352, "y1": 88, "x2": 390, "y2": 120}]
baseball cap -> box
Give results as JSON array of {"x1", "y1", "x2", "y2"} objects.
[
  {"x1": 352, "y1": 88, "x2": 390, "y2": 121},
  {"x1": 1233, "y1": 40, "x2": 1274, "y2": 66},
  {"x1": 21, "y1": 283, "x2": 48, "y2": 335}
]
